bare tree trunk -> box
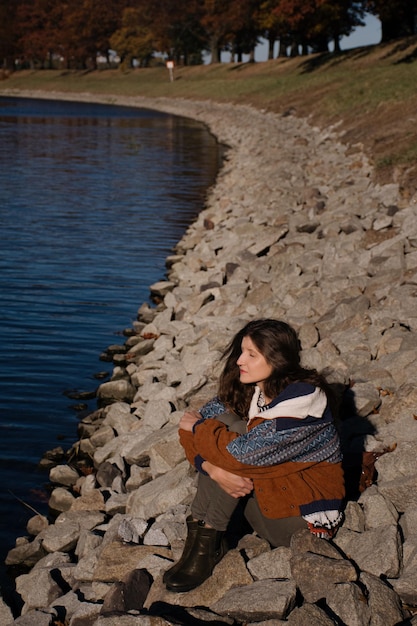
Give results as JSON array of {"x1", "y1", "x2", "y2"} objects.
[
  {"x1": 210, "y1": 36, "x2": 221, "y2": 63},
  {"x1": 268, "y1": 34, "x2": 275, "y2": 59},
  {"x1": 278, "y1": 39, "x2": 288, "y2": 58},
  {"x1": 290, "y1": 41, "x2": 299, "y2": 57}
]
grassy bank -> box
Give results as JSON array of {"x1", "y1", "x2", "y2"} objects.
[{"x1": 2, "y1": 36, "x2": 417, "y2": 198}]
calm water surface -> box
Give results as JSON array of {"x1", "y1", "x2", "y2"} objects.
[{"x1": 0, "y1": 96, "x2": 221, "y2": 601}]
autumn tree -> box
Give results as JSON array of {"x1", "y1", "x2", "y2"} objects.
[
  {"x1": 318, "y1": 1, "x2": 365, "y2": 53},
  {"x1": 302, "y1": 0, "x2": 365, "y2": 53},
  {"x1": 256, "y1": 0, "x2": 291, "y2": 58},
  {"x1": 12, "y1": 0, "x2": 128, "y2": 69},
  {"x1": 266, "y1": 0, "x2": 365, "y2": 56},
  {"x1": 111, "y1": 0, "x2": 204, "y2": 67},
  {"x1": 149, "y1": 0, "x2": 205, "y2": 65},
  {"x1": 58, "y1": 0, "x2": 128, "y2": 69},
  {"x1": 225, "y1": 0, "x2": 262, "y2": 62},
  {"x1": 6, "y1": 0, "x2": 413, "y2": 71},
  {"x1": 200, "y1": 0, "x2": 261, "y2": 63},
  {"x1": 366, "y1": 0, "x2": 416, "y2": 41},
  {"x1": 14, "y1": 0, "x2": 65, "y2": 68},
  {"x1": 110, "y1": 5, "x2": 155, "y2": 68},
  {"x1": 0, "y1": 0, "x2": 21, "y2": 69},
  {"x1": 268, "y1": 0, "x2": 324, "y2": 55}
]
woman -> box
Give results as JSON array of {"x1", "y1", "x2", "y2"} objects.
[{"x1": 164, "y1": 319, "x2": 345, "y2": 593}]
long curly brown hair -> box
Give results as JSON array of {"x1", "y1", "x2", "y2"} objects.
[{"x1": 217, "y1": 319, "x2": 330, "y2": 418}]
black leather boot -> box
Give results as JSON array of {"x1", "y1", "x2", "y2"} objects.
[
  {"x1": 165, "y1": 521, "x2": 227, "y2": 593},
  {"x1": 163, "y1": 516, "x2": 198, "y2": 584}
]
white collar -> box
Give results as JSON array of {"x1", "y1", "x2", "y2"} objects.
[{"x1": 248, "y1": 385, "x2": 327, "y2": 423}]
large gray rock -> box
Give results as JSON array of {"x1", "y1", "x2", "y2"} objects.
[
  {"x1": 326, "y1": 582, "x2": 370, "y2": 626},
  {"x1": 333, "y1": 524, "x2": 402, "y2": 578},
  {"x1": 96, "y1": 380, "x2": 136, "y2": 404},
  {"x1": 247, "y1": 546, "x2": 292, "y2": 581},
  {"x1": 0, "y1": 595, "x2": 13, "y2": 625},
  {"x1": 93, "y1": 542, "x2": 171, "y2": 583},
  {"x1": 211, "y1": 579, "x2": 297, "y2": 622},
  {"x1": 389, "y1": 535, "x2": 417, "y2": 606},
  {"x1": 48, "y1": 486, "x2": 76, "y2": 513},
  {"x1": 290, "y1": 552, "x2": 357, "y2": 602},
  {"x1": 100, "y1": 568, "x2": 153, "y2": 616},
  {"x1": 16, "y1": 567, "x2": 64, "y2": 614},
  {"x1": 360, "y1": 572, "x2": 406, "y2": 626},
  {"x1": 49, "y1": 464, "x2": 80, "y2": 487},
  {"x1": 126, "y1": 461, "x2": 196, "y2": 519},
  {"x1": 38, "y1": 510, "x2": 104, "y2": 555},
  {"x1": 5, "y1": 536, "x2": 46, "y2": 568},
  {"x1": 358, "y1": 485, "x2": 399, "y2": 528}
]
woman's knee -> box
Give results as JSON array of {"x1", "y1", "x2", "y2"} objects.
[{"x1": 244, "y1": 498, "x2": 306, "y2": 547}]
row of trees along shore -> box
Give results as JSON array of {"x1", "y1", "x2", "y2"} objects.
[{"x1": 1, "y1": 0, "x2": 416, "y2": 71}]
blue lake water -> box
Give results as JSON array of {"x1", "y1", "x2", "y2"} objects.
[{"x1": 0, "y1": 96, "x2": 221, "y2": 602}]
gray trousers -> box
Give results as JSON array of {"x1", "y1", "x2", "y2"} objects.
[{"x1": 191, "y1": 413, "x2": 307, "y2": 548}]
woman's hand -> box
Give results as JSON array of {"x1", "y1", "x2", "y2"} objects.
[
  {"x1": 203, "y1": 461, "x2": 253, "y2": 498},
  {"x1": 179, "y1": 410, "x2": 201, "y2": 432}
]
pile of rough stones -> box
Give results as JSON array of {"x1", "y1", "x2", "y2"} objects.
[{"x1": 2, "y1": 94, "x2": 417, "y2": 626}]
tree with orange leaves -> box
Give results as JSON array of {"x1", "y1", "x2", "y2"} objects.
[
  {"x1": 111, "y1": 0, "x2": 205, "y2": 67},
  {"x1": 200, "y1": 0, "x2": 262, "y2": 63},
  {"x1": 14, "y1": 0, "x2": 64, "y2": 68},
  {"x1": 14, "y1": 0, "x2": 128, "y2": 69},
  {"x1": 0, "y1": 0, "x2": 21, "y2": 69},
  {"x1": 263, "y1": 0, "x2": 365, "y2": 56}
]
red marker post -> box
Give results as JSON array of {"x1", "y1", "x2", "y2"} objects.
[{"x1": 166, "y1": 60, "x2": 174, "y2": 82}]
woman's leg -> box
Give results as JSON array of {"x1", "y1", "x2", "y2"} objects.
[
  {"x1": 244, "y1": 496, "x2": 307, "y2": 547},
  {"x1": 191, "y1": 413, "x2": 247, "y2": 530},
  {"x1": 164, "y1": 413, "x2": 246, "y2": 591},
  {"x1": 191, "y1": 473, "x2": 241, "y2": 531}
]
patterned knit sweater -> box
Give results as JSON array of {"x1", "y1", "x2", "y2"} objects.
[{"x1": 179, "y1": 382, "x2": 345, "y2": 537}]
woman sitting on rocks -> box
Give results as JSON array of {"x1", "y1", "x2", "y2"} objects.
[{"x1": 163, "y1": 318, "x2": 345, "y2": 593}]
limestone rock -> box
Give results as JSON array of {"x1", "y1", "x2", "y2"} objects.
[
  {"x1": 126, "y1": 461, "x2": 196, "y2": 519},
  {"x1": 211, "y1": 579, "x2": 297, "y2": 622},
  {"x1": 333, "y1": 524, "x2": 402, "y2": 578},
  {"x1": 93, "y1": 542, "x2": 171, "y2": 583}
]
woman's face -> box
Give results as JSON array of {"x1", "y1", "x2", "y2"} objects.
[{"x1": 237, "y1": 336, "x2": 273, "y2": 391}]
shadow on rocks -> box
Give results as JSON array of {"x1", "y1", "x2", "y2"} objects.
[
  {"x1": 101, "y1": 568, "x2": 153, "y2": 616},
  {"x1": 334, "y1": 383, "x2": 377, "y2": 502},
  {"x1": 148, "y1": 601, "x2": 234, "y2": 626}
]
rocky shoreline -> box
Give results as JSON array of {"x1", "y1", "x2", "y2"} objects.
[{"x1": 2, "y1": 91, "x2": 417, "y2": 625}]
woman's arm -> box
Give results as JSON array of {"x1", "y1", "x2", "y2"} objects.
[
  {"x1": 178, "y1": 410, "x2": 253, "y2": 497},
  {"x1": 188, "y1": 418, "x2": 335, "y2": 478},
  {"x1": 202, "y1": 461, "x2": 253, "y2": 498}
]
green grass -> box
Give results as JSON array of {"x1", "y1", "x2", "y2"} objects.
[{"x1": 2, "y1": 47, "x2": 416, "y2": 115}]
